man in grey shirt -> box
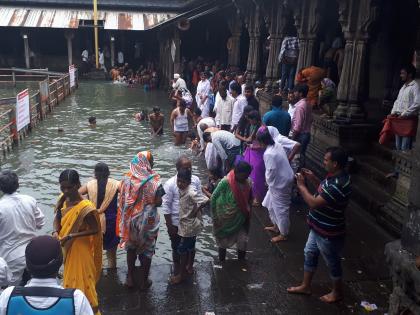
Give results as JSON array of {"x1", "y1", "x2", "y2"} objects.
[
  {"x1": 172, "y1": 73, "x2": 187, "y2": 90},
  {"x1": 203, "y1": 130, "x2": 241, "y2": 174}
]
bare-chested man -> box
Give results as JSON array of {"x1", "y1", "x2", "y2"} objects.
[{"x1": 149, "y1": 106, "x2": 164, "y2": 136}]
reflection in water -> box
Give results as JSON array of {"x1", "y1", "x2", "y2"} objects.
[{"x1": 0, "y1": 81, "x2": 216, "y2": 265}]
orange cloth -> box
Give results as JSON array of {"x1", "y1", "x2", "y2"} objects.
[
  {"x1": 296, "y1": 66, "x2": 326, "y2": 106},
  {"x1": 379, "y1": 116, "x2": 418, "y2": 145}
]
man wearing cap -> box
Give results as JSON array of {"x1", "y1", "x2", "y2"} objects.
[
  {"x1": 172, "y1": 73, "x2": 187, "y2": 91},
  {"x1": 0, "y1": 235, "x2": 94, "y2": 314},
  {"x1": 0, "y1": 170, "x2": 45, "y2": 286}
]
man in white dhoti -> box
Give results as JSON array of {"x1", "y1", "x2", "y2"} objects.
[
  {"x1": 204, "y1": 142, "x2": 220, "y2": 172},
  {"x1": 257, "y1": 126, "x2": 294, "y2": 242},
  {"x1": 195, "y1": 72, "x2": 211, "y2": 118}
]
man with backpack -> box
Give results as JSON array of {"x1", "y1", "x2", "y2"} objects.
[
  {"x1": 278, "y1": 31, "x2": 299, "y2": 94},
  {"x1": 0, "y1": 236, "x2": 93, "y2": 315}
]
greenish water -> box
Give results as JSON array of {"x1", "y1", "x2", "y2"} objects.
[
  {"x1": 0, "y1": 81, "x2": 216, "y2": 265},
  {"x1": 0, "y1": 82, "x2": 40, "y2": 98}
]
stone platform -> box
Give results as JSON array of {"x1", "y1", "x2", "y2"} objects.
[{"x1": 98, "y1": 201, "x2": 394, "y2": 314}]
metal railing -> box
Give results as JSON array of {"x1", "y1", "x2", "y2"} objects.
[{"x1": 0, "y1": 68, "x2": 78, "y2": 158}]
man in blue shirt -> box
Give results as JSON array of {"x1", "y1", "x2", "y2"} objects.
[{"x1": 263, "y1": 95, "x2": 291, "y2": 136}]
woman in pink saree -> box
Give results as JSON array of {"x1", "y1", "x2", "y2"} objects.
[{"x1": 242, "y1": 110, "x2": 266, "y2": 205}]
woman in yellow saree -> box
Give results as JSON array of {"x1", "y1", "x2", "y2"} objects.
[{"x1": 53, "y1": 169, "x2": 102, "y2": 315}]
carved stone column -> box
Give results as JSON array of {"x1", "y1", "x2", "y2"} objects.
[
  {"x1": 22, "y1": 33, "x2": 30, "y2": 69},
  {"x1": 245, "y1": 5, "x2": 261, "y2": 84},
  {"x1": 65, "y1": 31, "x2": 75, "y2": 67},
  {"x1": 264, "y1": 2, "x2": 287, "y2": 92},
  {"x1": 294, "y1": 0, "x2": 321, "y2": 72},
  {"x1": 227, "y1": 15, "x2": 242, "y2": 68},
  {"x1": 110, "y1": 35, "x2": 115, "y2": 67},
  {"x1": 334, "y1": 0, "x2": 380, "y2": 122},
  {"x1": 173, "y1": 29, "x2": 181, "y2": 74}
]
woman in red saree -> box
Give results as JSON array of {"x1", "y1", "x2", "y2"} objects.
[{"x1": 210, "y1": 161, "x2": 253, "y2": 262}]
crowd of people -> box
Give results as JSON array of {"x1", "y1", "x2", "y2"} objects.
[
  {"x1": 109, "y1": 62, "x2": 159, "y2": 90},
  {"x1": 0, "y1": 46, "x2": 361, "y2": 313},
  {"x1": 6, "y1": 54, "x2": 419, "y2": 314}
]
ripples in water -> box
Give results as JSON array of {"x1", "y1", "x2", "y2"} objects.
[{"x1": 0, "y1": 81, "x2": 216, "y2": 265}]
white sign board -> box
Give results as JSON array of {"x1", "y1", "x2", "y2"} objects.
[
  {"x1": 69, "y1": 64, "x2": 75, "y2": 88},
  {"x1": 16, "y1": 89, "x2": 30, "y2": 132}
]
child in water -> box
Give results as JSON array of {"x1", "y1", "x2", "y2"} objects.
[
  {"x1": 202, "y1": 169, "x2": 222, "y2": 198},
  {"x1": 170, "y1": 168, "x2": 209, "y2": 284},
  {"x1": 88, "y1": 116, "x2": 97, "y2": 128}
]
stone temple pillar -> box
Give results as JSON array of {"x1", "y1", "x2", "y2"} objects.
[
  {"x1": 294, "y1": 0, "x2": 321, "y2": 73},
  {"x1": 227, "y1": 15, "x2": 242, "y2": 68},
  {"x1": 264, "y1": 2, "x2": 287, "y2": 92},
  {"x1": 22, "y1": 33, "x2": 30, "y2": 69},
  {"x1": 334, "y1": 0, "x2": 379, "y2": 122},
  {"x1": 245, "y1": 5, "x2": 261, "y2": 84},
  {"x1": 110, "y1": 35, "x2": 115, "y2": 67},
  {"x1": 65, "y1": 31, "x2": 74, "y2": 67},
  {"x1": 173, "y1": 29, "x2": 181, "y2": 75}
]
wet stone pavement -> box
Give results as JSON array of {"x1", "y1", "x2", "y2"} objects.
[{"x1": 98, "y1": 201, "x2": 394, "y2": 315}]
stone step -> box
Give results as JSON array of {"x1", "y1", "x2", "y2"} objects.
[
  {"x1": 83, "y1": 70, "x2": 107, "y2": 80},
  {"x1": 369, "y1": 142, "x2": 394, "y2": 163},
  {"x1": 350, "y1": 175, "x2": 392, "y2": 217},
  {"x1": 354, "y1": 154, "x2": 396, "y2": 195}
]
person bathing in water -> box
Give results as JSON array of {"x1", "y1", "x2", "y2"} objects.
[
  {"x1": 170, "y1": 99, "x2": 193, "y2": 146},
  {"x1": 89, "y1": 116, "x2": 97, "y2": 128},
  {"x1": 134, "y1": 111, "x2": 148, "y2": 122},
  {"x1": 149, "y1": 106, "x2": 164, "y2": 136}
]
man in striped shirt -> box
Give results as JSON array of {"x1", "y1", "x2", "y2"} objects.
[{"x1": 287, "y1": 147, "x2": 351, "y2": 303}]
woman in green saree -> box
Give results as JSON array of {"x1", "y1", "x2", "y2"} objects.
[{"x1": 211, "y1": 161, "x2": 253, "y2": 262}]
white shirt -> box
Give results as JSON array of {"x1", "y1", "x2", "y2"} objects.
[
  {"x1": 161, "y1": 174, "x2": 202, "y2": 227},
  {"x1": 275, "y1": 134, "x2": 298, "y2": 156},
  {"x1": 205, "y1": 143, "x2": 219, "y2": 170},
  {"x1": 231, "y1": 94, "x2": 247, "y2": 127},
  {"x1": 197, "y1": 117, "x2": 216, "y2": 149},
  {"x1": 264, "y1": 143, "x2": 294, "y2": 191},
  {"x1": 391, "y1": 80, "x2": 420, "y2": 117},
  {"x1": 0, "y1": 258, "x2": 11, "y2": 292},
  {"x1": 172, "y1": 78, "x2": 187, "y2": 90},
  {"x1": 0, "y1": 278, "x2": 93, "y2": 315},
  {"x1": 0, "y1": 193, "x2": 45, "y2": 283},
  {"x1": 196, "y1": 79, "x2": 211, "y2": 117},
  {"x1": 117, "y1": 51, "x2": 124, "y2": 64},
  {"x1": 214, "y1": 94, "x2": 234, "y2": 126},
  {"x1": 81, "y1": 50, "x2": 88, "y2": 62},
  {"x1": 99, "y1": 52, "x2": 104, "y2": 65},
  {"x1": 288, "y1": 103, "x2": 296, "y2": 120}
]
